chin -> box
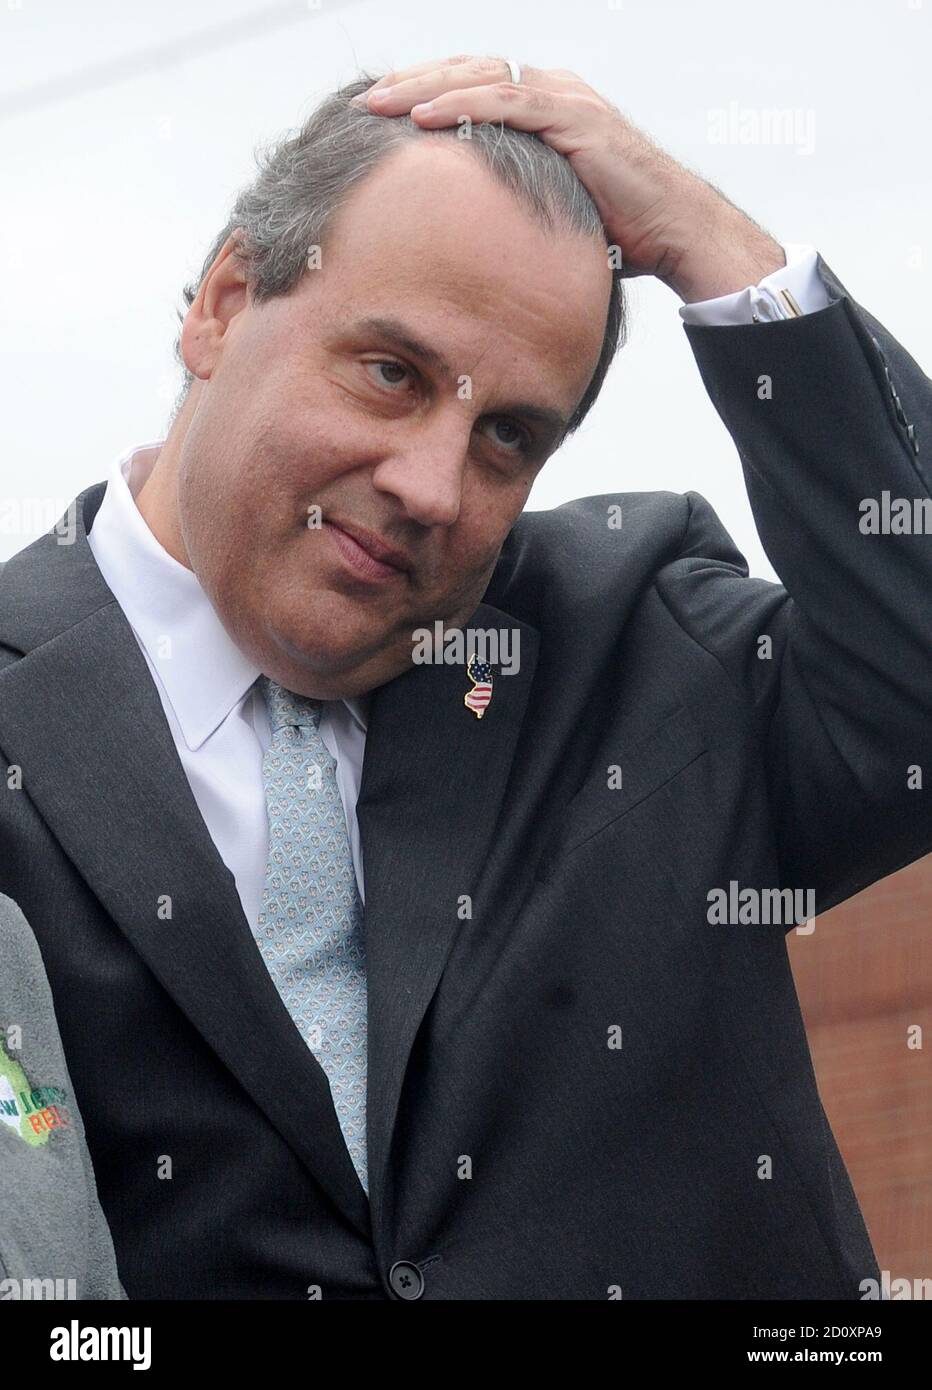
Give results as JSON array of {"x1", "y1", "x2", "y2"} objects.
[{"x1": 268, "y1": 600, "x2": 388, "y2": 677}]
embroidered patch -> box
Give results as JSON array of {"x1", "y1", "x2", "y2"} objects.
[{"x1": 0, "y1": 1041, "x2": 72, "y2": 1147}]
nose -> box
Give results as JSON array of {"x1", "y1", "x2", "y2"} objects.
[{"x1": 370, "y1": 421, "x2": 468, "y2": 530}]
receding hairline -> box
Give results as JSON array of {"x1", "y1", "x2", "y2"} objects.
[
  {"x1": 168, "y1": 79, "x2": 628, "y2": 432},
  {"x1": 318, "y1": 129, "x2": 611, "y2": 261}
]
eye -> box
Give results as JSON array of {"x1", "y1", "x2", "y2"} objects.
[
  {"x1": 480, "y1": 417, "x2": 532, "y2": 456},
  {"x1": 363, "y1": 359, "x2": 413, "y2": 390}
]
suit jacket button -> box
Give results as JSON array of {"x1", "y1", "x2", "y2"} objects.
[{"x1": 388, "y1": 1261, "x2": 425, "y2": 1300}]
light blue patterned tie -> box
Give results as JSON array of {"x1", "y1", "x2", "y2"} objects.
[{"x1": 253, "y1": 675, "x2": 369, "y2": 1194}]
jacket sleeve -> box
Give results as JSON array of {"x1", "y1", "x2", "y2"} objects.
[{"x1": 660, "y1": 256, "x2": 932, "y2": 916}]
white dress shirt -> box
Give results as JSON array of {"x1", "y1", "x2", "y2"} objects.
[
  {"x1": 85, "y1": 243, "x2": 828, "y2": 934},
  {"x1": 680, "y1": 242, "x2": 831, "y2": 325},
  {"x1": 86, "y1": 445, "x2": 369, "y2": 925}
]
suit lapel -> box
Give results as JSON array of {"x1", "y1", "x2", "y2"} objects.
[
  {"x1": 0, "y1": 484, "x2": 542, "y2": 1239},
  {"x1": 0, "y1": 485, "x2": 370, "y2": 1236},
  {"x1": 357, "y1": 606, "x2": 540, "y2": 1222}
]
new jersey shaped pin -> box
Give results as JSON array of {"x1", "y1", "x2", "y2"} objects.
[{"x1": 464, "y1": 652, "x2": 493, "y2": 719}]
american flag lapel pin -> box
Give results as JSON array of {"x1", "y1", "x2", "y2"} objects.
[{"x1": 464, "y1": 652, "x2": 493, "y2": 719}]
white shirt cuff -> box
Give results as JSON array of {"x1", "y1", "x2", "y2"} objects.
[{"x1": 678, "y1": 243, "x2": 832, "y2": 326}]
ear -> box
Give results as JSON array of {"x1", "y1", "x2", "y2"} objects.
[{"x1": 180, "y1": 233, "x2": 250, "y2": 382}]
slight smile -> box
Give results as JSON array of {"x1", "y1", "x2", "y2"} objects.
[{"x1": 324, "y1": 521, "x2": 410, "y2": 583}]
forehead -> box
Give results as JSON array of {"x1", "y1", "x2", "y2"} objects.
[{"x1": 298, "y1": 141, "x2": 612, "y2": 409}]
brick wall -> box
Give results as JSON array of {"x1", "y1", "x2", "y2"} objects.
[{"x1": 788, "y1": 855, "x2": 932, "y2": 1281}]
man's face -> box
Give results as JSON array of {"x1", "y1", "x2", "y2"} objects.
[{"x1": 175, "y1": 140, "x2": 611, "y2": 699}]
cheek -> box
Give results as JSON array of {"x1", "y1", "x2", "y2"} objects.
[{"x1": 255, "y1": 404, "x2": 363, "y2": 503}]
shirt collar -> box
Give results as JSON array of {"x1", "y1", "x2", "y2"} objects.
[{"x1": 86, "y1": 441, "x2": 370, "y2": 751}]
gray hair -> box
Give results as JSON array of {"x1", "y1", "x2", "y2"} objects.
[{"x1": 170, "y1": 72, "x2": 628, "y2": 439}]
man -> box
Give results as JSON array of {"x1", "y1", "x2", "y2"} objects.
[{"x1": 0, "y1": 56, "x2": 928, "y2": 1299}]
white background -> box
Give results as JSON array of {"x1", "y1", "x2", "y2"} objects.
[{"x1": 1, "y1": 0, "x2": 929, "y2": 576}]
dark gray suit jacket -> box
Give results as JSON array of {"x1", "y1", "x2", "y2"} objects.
[{"x1": 0, "y1": 257, "x2": 929, "y2": 1298}]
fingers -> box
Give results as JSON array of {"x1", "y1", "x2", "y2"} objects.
[
  {"x1": 366, "y1": 70, "x2": 522, "y2": 115},
  {"x1": 406, "y1": 84, "x2": 571, "y2": 140},
  {"x1": 349, "y1": 57, "x2": 499, "y2": 107},
  {"x1": 347, "y1": 55, "x2": 598, "y2": 154},
  {"x1": 350, "y1": 55, "x2": 585, "y2": 111},
  {"x1": 366, "y1": 55, "x2": 511, "y2": 97}
]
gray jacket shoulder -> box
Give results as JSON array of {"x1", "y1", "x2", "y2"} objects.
[{"x1": 0, "y1": 892, "x2": 127, "y2": 1300}]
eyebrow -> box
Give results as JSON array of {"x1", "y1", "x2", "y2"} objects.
[{"x1": 349, "y1": 315, "x2": 572, "y2": 438}]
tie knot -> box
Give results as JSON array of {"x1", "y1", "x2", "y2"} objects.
[{"x1": 257, "y1": 675, "x2": 323, "y2": 735}]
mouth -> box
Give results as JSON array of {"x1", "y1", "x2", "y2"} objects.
[{"x1": 324, "y1": 521, "x2": 411, "y2": 583}]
